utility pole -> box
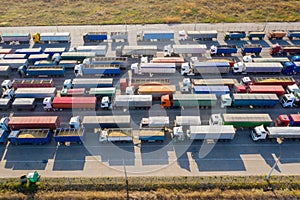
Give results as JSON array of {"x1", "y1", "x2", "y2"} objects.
[
  {"x1": 123, "y1": 160, "x2": 129, "y2": 200},
  {"x1": 194, "y1": 15, "x2": 198, "y2": 31}
]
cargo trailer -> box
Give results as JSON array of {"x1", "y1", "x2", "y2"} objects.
[
  {"x1": 8, "y1": 129, "x2": 52, "y2": 145},
  {"x1": 82, "y1": 115, "x2": 131, "y2": 129},
  {"x1": 113, "y1": 95, "x2": 152, "y2": 109},
  {"x1": 43, "y1": 96, "x2": 97, "y2": 111},
  {"x1": 188, "y1": 125, "x2": 236, "y2": 141},
  {"x1": 63, "y1": 78, "x2": 113, "y2": 89},
  {"x1": 193, "y1": 86, "x2": 230, "y2": 97},
  {"x1": 161, "y1": 94, "x2": 217, "y2": 108},
  {"x1": 8, "y1": 116, "x2": 60, "y2": 130},
  {"x1": 1, "y1": 33, "x2": 31, "y2": 44},
  {"x1": 60, "y1": 88, "x2": 86, "y2": 97},
  {"x1": 99, "y1": 128, "x2": 133, "y2": 143},
  {"x1": 138, "y1": 128, "x2": 165, "y2": 142},
  {"x1": 54, "y1": 128, "x2": 85, "y2": 145},
  {"x1": 14, "y1": 87, "x2": 56, "y2": 99},
  {"x1": 12, "y1": 98, "x2": 36, "y2": 111}
]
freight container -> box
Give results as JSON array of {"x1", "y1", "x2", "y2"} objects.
[
  {"x1": 82, "y1": 115, "x2": 131, "y2": 129},
  {"x1": 60, "y1": 88, "x2": 86, "y2": 97},
  {"x1": 99, "y1": 128, "x2": 133, "y2": 143},
  {"x1": 193, "y1": 85, "x2": 230, "y2": 97},
  {"x1": 164, "y1": 44, "x2": 207, "y2": 57},
  {"x1": 43, "y1": 96, "x2": 97, "y2": 111},
  {"x1": 233, "y1": 62, "x2": 283, "y2": 74},
  {"x1": 1, "y1": 33, "x2": 31, "y2": 44},
  {"x1": 83, "y1": 57, "x2": 128, "y2": 70},
  {"x1": 138, "y1": 128, "x2": 165, "y2": 142},
  {"x1": 174, "y1": 116, "x2": 201, "y2": 127},
  {"x1": 14, "y1": 87, "x2": 56, "y2": 99},
  {"x1": 241, "y1": 44, "x2": 262, "y2": 56},
  {"x1": 87, "y1": 87, "x2": 116, "y2": 98},
  {"x1": 83, "y1": 32, "x2": 108, "y2": 43},
  {"x1": 74, "y1": 63, "x2": 120, "y2": 77},
  {"x1": 18, "y1": 65, "x2": 65, "y2": 77},
  {"x1": 12, "y1": 98, "x2": 36, "y2": 111},
  {"x1": 11, "y1": 78, "x2": 54, "y2": 89},
  {"x1": 63, "y1": 78, "x2": 113, "y2": 89},
  {"x1": 251, "y1": 125, "x2": 300, "y2": 141},
  {"x1": 192, "y1": 79, "x2": 238, "y2": 89},
  {"x1": 3, "y1": 54, "x2": 27, "y2": 59},
  {"x1": 59, "y1": 52, "x2": 96, "y2": 62},
  {"x1": 137, "y1": 30, "x2": 174, "y2": 41},
  {"x1": 75, "y1": 45, "x2": 107, "y2": 57},
  {"x1": 116, "y1": 45, "x2": 157, "y2": 57},
  {"x1": 8, "y1": 129, "x2": 52, "y2": 145},
  {"x1": 181, "y1": 61, "x2": 230, "y2": 75},
  {"x1": 138, "y1": 85, "x2": 176, "y2": 98},
  {"x1": 130, "y1": 78, "x2": 170, "y2": 89},
  {"x1": 251, "y1": 76, "x2": 295, "y2": 86},
  {"x1": 185, "y1": 30, "x2": 218, "y2": 41},
  {"x1": 224, "y1": 31, "x2": 246, "y2": 40},
  {"x1": 161, "y1": 94, "x2": 217, "y2": 108},
  {"x1": 188, "y1": 125, "x2": 236, "y2": 140},
  {"x1": 248, "y1": 85, "x2": 285, "y2": 96},
  {"x1": 131, "y1": 62, "x2": 176, "y2": 74},
  {"x1": 0, "y1": 48, "x2": 12, "y2": 54},
  {"x1": 43, "y1": 47, "x2": 66, "y2": 57},
  {"x1": 54, "y1": 128, "x2": 85, "y2": 145},
  {"x1": 251, "y1": 57, "x2": 290, "y2": 63},
  {"x1": 28, "y1": 54, "x2": 50, "y2": 64},
  {"x1": 247, "y1": 31, "x2": 265, "y2": 40},
  {"x1": 113, "y1": 95, "x2": 152, "y2": 109},
  {"x1": 8, "y1": 116, "x2": 60, "y2": 130},
  {"x1": 140, "y1": 117, "x2": 169, "y2": 128}
]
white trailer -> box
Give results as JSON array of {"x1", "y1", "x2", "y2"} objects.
[
  {"x1": 164, "y1": 44, "x2": 207, "y2": 57},
  {"x1": 233, "y1": 62, "x2": 283, "y2": 74},
  {"x1": 140, "y1": 116, "x2": 169, "y2": 128},
  {"x1": 0, "y1": 59, "x2": 28, "y2": 69},
  {"x1": 251, "y1": 125, "x2": 300, "y2": 141},
  {"x1": 116, "y1": 45, "x2": 157, "y2": 57},
  {"x1": 131, "y1": 63, "x2": 176, "y2": 74},
  {"x1": 75, "y1": 45, "x2": 107, "y2": 56},
  {"x1": 33, "y1": 32, "x2": 71, "y2": 43}
]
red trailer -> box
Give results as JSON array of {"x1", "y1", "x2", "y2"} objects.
[
  {"x1": 60, "y1": 88, "x2": 86, "y2": 96},
  {"x1": 248, "y1": 85, "x2": 285, "y2": 96},
  {"x1": 12, "y1": 78, "x2": 54, "y2": 89},
  {"x1": 52, "y1": 97, "x2": 96, "y2": 109},
  {"x1": 8, "y1": 116, "x2": 60, "y2": 130}
]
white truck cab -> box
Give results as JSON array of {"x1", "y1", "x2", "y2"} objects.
[
  {"x1": 251, "y1": 125, "x2": 267, "y2": 141},
  {"x1": 233, "y1": 62, "x2": 245, "y2": 73},
  {"x1": 43, "y1": 97, "x2": 54, "y2": 111},
  {"x1": 1, "y1": 80, "x2": 12, "y2": 91},
  {"x1": 181, "y1": 62, "x2": 192, "y2": 75},
  {"x1": 220, "y1": 94, "x2": 232, "y2": 108},
  {"x1": 2, "y1": 88, "x2": 14, "y2": 99},
  {"x1": 210, "y1": 45, "x2": 218, "y2": 55},
  {"x1": 52, "y1": 53, "x2": 61, "y2": 64},
  {"x1": 0, "y1": 117, "x2": 10, "y2": 131},
  {"x1": 209, "y1": 114, "x2": 223, "y2": 125},
  {"x1": 130, "y1": 63, "x2": 139, "y2": 74},
  {"x1": 101, "y1": 96, "x2": 111, "y2": 109},
  {"x1": 281, "y1": 93, "x2": 296, "y2": 108},
  {"x1": 241, "y1": 76, "x2": 251, "y2": 86},
  {"x1": 99, "y1": 129, "x2": 109, "y2": 143},
  {"x1": 286, "y1": 84, "x2": 300, "y2": 95},
  {"x1": 172, "y1": 126, "x2": 190, "y2": 141},
  {"x1": 74, "y1": 64, "x2": 83, "y2": 77},
  {"x1": 63, "y1": 79, "x2": 72, "y2": 89},
  {"x1": 178, "y1": 30, "x2": 187, "y2": 41},
  {"x1": 242, "y1": 55, "x2": 253, "y2": 62},
  {"x1": 69, "y1": 116, "x2": 81, "y2": 129}
]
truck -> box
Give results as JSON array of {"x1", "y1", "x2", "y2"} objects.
[
  {"x1": 28, "y1": 54, "x2": 50, "y2": 65},
  {"x1": 0, "y1": 59, "x2": 28, "y2": 70},
  {"x1": 185, "y1": 30, "x2": 218, "y2": 41},
  {"x1": 116, "y1": 45, "x2": 157, "y2": 57},
  {"x1": 54, "y1": 128, "x2": 85, "y2": 145},
  {"x1": 243, "y1": 56, "x2": 290, "y2": 63},
  {"x1": 251, "y1": 125, "x2": 300, "y2": 141},
  {"x1": 241, "y1": 44, "x2": 262, "y2": 56},
  {"x1": 0, "y1": 99, "x2": 12, "y2": 111},
  {"x1": 32, "y1": 32, "x2": 71, "y2": 43},
  {"x1": 110, "y1": 32, "x2": 128, "y2": 42},
  {"x1": 82, "y1": 115, "x2": 131, "y2": 129},
  {"x1": 83, "y1": 32, "x2": 108, "y2": 43},
  {"x1": 60, "y1": 88, "x2": 86, "y2": 97},
  {"x1": 209, "y1": 113, "x2": 272, "y2": 128},
  {"x1": 270, "y1": 44, "x2": 300, "y2": 56},
  {"x1": 7, "y1": 116, "x2": 60, "y2": 130},
  {"x1": 14, "y1": 87, "x2": 56, "y2": 99},
  {"x1": 210, "y1": 45, "x2": 238, "y2": 56},
  {"x1": 248, "y1": 85, "x2": 285, "y2": 96},
  {"x1": 233, "y1": 62, "x2": 283, "y2": 74},
  {"x1": 247, "y1": 31, "x2": 265, "y2": 40},
  {"x1": 287, "y1": 30, "x2": 300, "y2": 40},
  {"x1": 173, "y1": 125, "x2": 236, "y2": 141},
  {"x1": 138, "y1": 128, "x2": 165, "y2": 142},
  {"x1": 137, "y1": 30, "x2": 174, "y2": 41},
  {"x1": 220, "y1": 93, "x2": 279, "y2": 108},
  {"x1": 138, "y1": 85, "x2": 176, "y2": 98},
  {"x1": 280, "y1": 93, "x2": 299, "y2": 108},
  {"x1": 224, "y1": 31, "x2": 246, "y2": 40},
  {"x1": 282, "y1": 61, "x2": 300, "y2": 75},
  {"x1": 194, "y1": 86, "x2": 230, "y2": 97},
  {"x1": 18, "y1": 65, "x2": 65, "y2": 77},
  {"x1": 164, "y1": 44, "x2": 207, "y2": 57},
  {"x1": 1, "y1": 33, "x2": 31, "y2": 44},
  {"x1": 181, "y1": 61, "x2": 230, "y2": 75},
  {"x1": 99, "y1": 128, "x2": 133, "y2": 143},
  {"x1": 174, "y1": 116, "x2": 202, "y2": 127},
  {"x1": 140, "y1": 116, "x2": 169, "y2": 128},
  {"x1": 9, "y1": 78, "x2": 54, "y2": 89},
  {"x1": 8, "y1": 129, "x2": 53, "y2": 145},
  {"x1": 74, "y1": 46, "x2": 107, "y2": 57},
  {"x1": 192, "y1": 78, "x2": 238, "y2": 89},
  {"x1": 0, "y1": 66, "x2": 11, "y2": 77},
  {"x1": 12, "y1": 98, "x2": 36, "y2": 111},
  {"x1": 266, "y1": 30, "x2": 286, "y2": 40},
  {"x1": 275, "y1": 114, "x2": 300, "y2": 126},
  {"x1": 131, "y1": 62, "x2": 176, "y2": 74},
  {"x1": 56, "y1": 52, "x2": 96, "y2": 62},
  {"x1": 104, "y1": 95, "x2": 152, "y2": 110},
  {"x1": 83, "y1": 57, "x2": 128, "y2": 70},
  {"x1": 250, "y1": 76, "x2": 295, "y2": 86},
  {"x1": 15, "y1": 47, "x2": 43, "y2": 58},
  {"x1": 63, "y1": 78, "x2": 113, "y2": 89},
  {"x1": 74, "y1": 63, "x2": 121, "y2": 77},
  {"x1": 43, "y1": 48, "x2": 66, "y2": 57},
  {"x1": 43, "y1": 96, "x2": 97, "y2": 111},
  {"x1": 3, "y1": 54, "x2": 27, "y2": 59},
  {"x1": 161, "y1": 94, "x2": 217, "y2": 109}
]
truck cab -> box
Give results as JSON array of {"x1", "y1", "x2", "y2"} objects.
[
  {"x1": 100, "y1": 96, "x2": 111, "y2": 109},
  {"x1": 209, "y1": 114, "x2": 223, "y2": 125},
  {"x1": 172, "y1": 126, "x2": 190, "y2": 141},
  {"x1": 220, "y1": 94, "x2": 232, "y2": 108},
  {"x1": 52, "y1": 53, "x2": 61, "y2": 64},
  {"x1": 286, "y1": 84, "x2": 300, "y2": 95},
  {"x1": 241, "y1": 76, "x2": 251, "y2": 86},
  {"x1": 1, "y1": 80, "x2": 12, "y2": 91},
  {"x1": 242, "y1": 55, "x2": 253, "y2": 62},
  {"x1": 280, "y1": 93, "x2": 296, "y2": 108},
  {"x1": 63, "y1": 79, "x2": 72, "y2": 89},
  {"x1": 180, "y1": 62, "x2": 191, "y2": 75},
  {"x1": 275, "y1": 114, "x2": 290, "y2": 126},
  {"x1": 99, "y1": 129, "x2": 109, "y2": 143},
  {"x1": 233, "y1": 62, "x2": 245, "y2": 74},
  {"x1": 2, "y1": 88, "x2": 14, "y2": 99},
  {"x1": 43, "y1": 97, "x2": 53, "y2": 111},
  {"x1": 69, "y1": 116, "x2": 81, "y2": 129},
  {"x1": 0, "y1": 117, "x2": 10, "y2": 131},
  {"x1": 74, "y1": 64, "x2": 83, "y2": 77},
  {"x1": 251, "y1": 125, "x2": 267, "y2": 141},
  {"x1": 210, "y1": 45, "x2": 218, "y2": 56}
]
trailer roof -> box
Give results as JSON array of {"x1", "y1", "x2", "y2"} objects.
[
  {"x1": 0, "y1": 65, "x2": 10, "y2": 70},
  {"x1": 9, "y1": 116, "x2": 58, "y2": 124},
  {"x1": 0, "y1": 98, "x2": 11, "y2": 104},
  {"x1": 76, "y1": 45, "x2": 107, "y2": 51},
  {"x1": 252, "y1": 76, "x2": 295, "y2": 83},
  {"x1": 175, "y1": 116, "x2": 201, "y2": 126},
  {"x1": 249, "y1": 85, "x2": 284, "y2": 92},
  {"x1": 138, "y1": 128, "x2": 164, "y2": 136},
  {"x1": 223, "y1": 114, "x2": 272, "y2": 122},
  {"x1": 28, "y1": 54, "x2": 50, "y2": 59},
  {"x1": 13, "y1": 98, "x2": 35, "y2": 105},
  {"x1": 194, "y1": 85, "x2": 230, "y2": 92},
  {"x1": 252, "y1": 57, "x2": 290, "y2": 62},
  {"x1": 15, "y1": 87, "x2": 56, "y2": 94},
  {"x1": 233, "y1": 93, "x2": 279, "y2": 101},
  {"x1": 54, "y1": 128, "x2": 85, "y2": 137},
  {"x1": 192, "y1": 78, "x2": 238, "y2": 86},
  {"x1": 53, "y1": 97, "x2": 96, "y2": 104},
  {"x1": 143, "y1": 30, "x2": 174, "y2": 34},
  {"x1": 16, "y1": 129, "x2": 50, "y2": 138},
  {"x1": 290, "y1": 114, "x2": 300, "y2": 122},
  {"x1": 138, "y1": 85, "x2": 176, "y2": 93},
  {"x1": 15, "y1": 47, "x2": 42, "y2": 53},
  {"x1": 122, "y1": 45, "x2": 157, "y2": 50},
  {"x1": 44, "y1": 47, "x2": 66, "y2": 52},
  {"x1": 61, "y1": 52, "x2": 96, "y2": 57},
  {"x1": 190, "y1": 125, "x2": 235, "y2": 134},
  {"x1": 2, "y1": 33, "x2": 30, "y2": 37},
  {"x1": 40, "y1": 32, "x2": 70, "y2": 37},
  {"x1": 140, "y1": 63, "x2": 176, "y2": 68},
  {"x1": 173, "y1": 94, "x2": 217, "y2": 101},
  {"x1": 3, "y1": 54, "x2": 27, "y2": 59},
  {"x1": 0, "y1": 59, "x2": 28, "y2": 64},
  {"x1": 82, "y1": 115, "x2": 130, "y2": 124},
  {"x1": 267, "y1": 127, "x2": 300, "y2": 135},
  {"x1": 72, "y1": 78, "x2": 113, "y2": 85},
  {"x1": 115, "y1": 95, "x2": 152, "y2": 102}
]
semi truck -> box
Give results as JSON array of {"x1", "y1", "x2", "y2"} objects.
[
  {"x1": 241, "y1": 44, "x2": 262, "y2": 56},
  {"x1": 185, "y1": 30, "x2": 218, "y2": 41},
  {"x1": 54, "y1": 128, "x2": 85, "y2": 145},
  {"x1": 163, "y1": 44, "x2": 207, "y2": 57},
  {"x1": 137, "y1": 30, "x2": 174, "y2": 41},
  {"x1": 32, "y1": 32, "x2": 71, "y2": 43},
  {"x1": 99, "y1": 128, "x2": 133, "y2": 143},
  {"x1": 128, "y1": 78, "x2": 170, "y2": 89},
  {"x1": 266, "y1": 30, "x2": 286, "y2": 40},
  {"x1": 12, "y1": 98, "x2": 36, "y2": 111},
  {"x1": 74, "y1": 46, "x2": 107, "y2": 57},
  {"x1": 18, "y1": 65, "x2": 65, "y2": 77},
  {"x1": 150, "y1": 56, "x2": 184, "y2": 67},
  {"x1": 181, "y1": 61, "x2": 230, "y2": 75},
  {"x1": 140, "y1": 116, "x2": 169, "y2": 128},
  {"x1": 243, "y1": 56, "x2": 290, "y2": 63},
  {"x1": 7, "y1": 116, "x2": 60, "y2": 130},
  {"x1": 248, "y1": 85, "x2": 285, "y2": 96},
  {"x1": 63, "y1": 78, "x2": 113, "y2": 89},
  {"x1": 233, "y1": 62, "x2": 283, "y2": 74},
  {"x1": 110, "y1": 32, "x2": 128, "y2": 42},
  {"x1": 74, "y1": 63, "x2": 121, "y2": 77},
  {"x1": 138, "y1": 85, "x2": 176, "y2": 98},
  {"x1": 161, "y1": 94, "x2": 217, "y2": 109},
  {"x1": 14, "y1": 87, "x2": 56, "y2": 99},
  {"x1": 270, "y1": 44, "x2": 300, "y2": 56},
  {"x1": 174, "y1": 116, "x2": 202, "y2": 127},
  {"x1": 0, "y1": 48, "x2": 12, "y2": 54},
  {"x1": 275, "y1": 114, "x2": 300, "y2": 126},
  {"x1": 83, "y1": 32, "x2": 108, "y2": 43},
  {"x1": 287, "y1": 30, "x2": 300, "y2": 40},
  {"x1": 0, "y1": 59, "x2": 28, "y2": 70},
  {"x1": 250, "y1": 76, "x2": 295, "y2": 86},
  {"x1": 0, "y1": 66, "x2": 11, "y2": 77},
  {"x1": 224, "y1": 31, "x2": 246, "y2": 40},
  {"x1": 209, "y1": 113, "x2": 272, "y2": 128},
  {"x1": 43, "y1": 96, "x2": 97, "y2": 111},
  {"x1": 251, "y1": 125, "x2": 300, "y2": 141},
  {"x1": 173, "y1": 125, "x2": 236, "y2": 142},
  {"x1": 131, "y1": 62, "x2": 176, "y2": 74},
  {"x1": 116, "y1": 45, "x2": 157, "y2": 57},
  {"x1": 1, "y1": 33, "x2": 31, "y2": 44},
  {"x1": 282, "y1": 61, "x2": 300, "y2": 75},
  {"x1": 8, "y1": 129, "x2": 53, "y2": 145},
  {"x1": 60, "y1": 88, "x2": 86, "y2": 97},
  {"x1": 103, "y1": 95, "x2": 152, "y2": 110},
  {"x1": 210, "y1": 45, "x2": 238, "y2": 56},
  {"x1": 220, "y1": 93, "x2": 279, "y2": 108},
  {"x1": 247, "y1": 31, "x2": 265, "y2": 40},
  {"x1": 194, "y1": 85, "x2": 230, "y2": 97},
  {"x1": 138, "y1": 128, "x2": 165, "y2": 142},
  {"x1": 15, "y1": 47, "x2": 43, "y2": 58},
  {"x1": 82, "y1": 115, "x2": 131, "y2": 129},
  {"x1": 87, "y1": 87, "x2": 116, "y2": 98}
]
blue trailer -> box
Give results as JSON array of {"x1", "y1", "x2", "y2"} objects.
[
  {"x1": 8, "y1": 129, "x2": 53, "y2": 145},
  {"x1": 247, "y1": 31, "x2": 265, "y2": 40},
  {"x1": 0, "y1": 129, "x2": 9, "y2": 144},
  {"x1": 292, "y1": 56, "x2": 300, "y2": 62},
  {"x1": 64, "y1": 78, "x2": 114, "y2": 89},
  {"x1": 74, "y1": 63, "x2": 121, "y2": 77},
  {"x1": 194, "y1": 85, "x2": 230, "y2": 97},
  {"x1": 15, "y1": 47, "x2": 43, "y2": 59},
  {"x1": 287, "y1": 30, "x2": 300, "y2": 40},
  {"x1": 210, "y1": 45, "x2": 238, "y2": 56},
  {"x1": 18, "y1": 65, "x2": 65, "y2": 77},
  {"x1": 241, "y1": 44, "x2": 262, "y2": 56},
  {"x1": 137, "y1": 31, "x2": 174, "y2": 41},
  {"x1": 224, "y1": 31, "x2": 246, "y2": 40},
  {"x1": 138, "y1": 128, "x2": 165, "y2": 142},
  {"x1": 54, "y1": 128, "x2": 85, "y2": 145},
  {"x1": 282, "y1": 61, "x2": 300, "y2": 75},
  {"x1": 83, "y1": 32, "x2": 108, "y2": 43}
]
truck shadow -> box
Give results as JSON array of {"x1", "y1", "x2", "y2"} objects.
[
  {"x1": 111, "y1": 42, "x2": 129, "y2": 51},
  {"x1": 0, "y1": 43, "x2": 30, "y2": 50},
  {"x1": 139, "y1": 142, "x2": 171, "y2": 165},
  {"x1": 173, "y1": 142, "x2": 192, "y2": 172},
  {"x1": 224, "y1": 40, "x2": 248, "y2": 48},
  {"x1": 32, "y1": 43, "x2": 71, "y2": 51},
  {"x1": 289, "y1": 39, "x2": 300, "y2": 46},
  {"x1": 4, "y1": 142, "x2": 55, "y2": 170},
  {"x1": 137, "y1": 41, "x2": 175, "y2": 51},
  {"x1": 268, "y1": 39, "x2": 291, "y2": 46},
  {"x1": 249, "y1": 40, "x2": 270, "y2": 48}
]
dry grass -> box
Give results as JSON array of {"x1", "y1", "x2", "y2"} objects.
[{"x1": 0, "y1": 0, "x2": 299, "y2": 26}]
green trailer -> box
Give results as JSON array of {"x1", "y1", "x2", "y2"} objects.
[
  {"x1": 210, "y1": 113, "x2": 272, "y2": 128},
  {"x1": 87, "y1": 87, "x2": 116, "y2": 98}
]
